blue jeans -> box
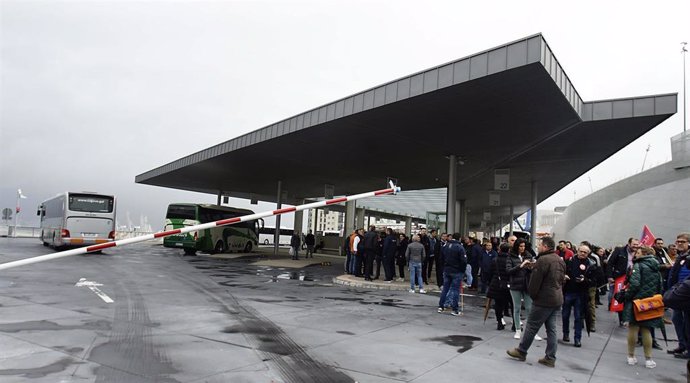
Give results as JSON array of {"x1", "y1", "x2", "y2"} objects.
[
  {"x1": 439, "y1": 272, "x2": 462, "y2": 311},
  {"x1": 672, "y1": 309, "x2": 688, "y2": 350},
  {"x1": 518, "y1": 304, "x2": 559, "y2": 361},
  {"x1": 409, "y1": 262, "x2": 423, "y2": 290},
  {"x1": 562, "y1": 292, "x2": 584, "y2": 341},
  {"x1": 345, "y1": 250, "x2": 352, "y2": 273}
]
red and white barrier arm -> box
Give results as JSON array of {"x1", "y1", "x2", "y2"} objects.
[{"x1": 0, "y1": 182, "x2": 401, "y2": 271}]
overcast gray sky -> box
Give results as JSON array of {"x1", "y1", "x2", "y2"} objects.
[{"x1": 1, "y1": 0, "x2": 688, "y2": 230}]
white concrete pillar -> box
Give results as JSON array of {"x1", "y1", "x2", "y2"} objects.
[
  {"x1": 345, "y1": 201, "x2": 356, "y2": 234},
  {"x1": 274, "y1": 181, "x2": 282, "y2": 256}
]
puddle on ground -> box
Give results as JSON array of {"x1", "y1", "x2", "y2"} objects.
[
  {"x1": 336, "y1": 331, "x2": 355, "y2": 335},
  {"x1": 323, "y1": 297, "x2": 364, "y2": 302},
  {"x1": 0, "y1": 357, "x2": 81, "y2": 378},
  {"x1": 359, "y1": 298, "x2": 407, "y2": 308},
  {"x1": 273, "y1": 272, "x2": 314, "y2": 281},
  {"x1": 424, "y1": 335, "x2": 482, "y2": 353},
  {"x1": 0, "y1": 320, "x2": 111, "y2": 333}
]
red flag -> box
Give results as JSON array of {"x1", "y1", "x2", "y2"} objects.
[
  {"x1": 610, "y1": 275, "x2": 626, "y2": 312},
  {"x1": 640, "y1": 225, "x2": 656, "y2": 246},
  {"x1": 16, "y1": 206, "x2": 20, "y2": 214}
]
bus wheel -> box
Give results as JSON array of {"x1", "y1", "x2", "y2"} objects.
[
  {"x1": 183, "y1": 248, "x2": 197, "y2": 256},
  {"x1": 244, "y1": 242, "x2": 253, "y2": 253},
  {"x1": 263, "y1": 239, "x2": 269, "y2": 245},
  {"x1": 212, "y1": 240, "x2": 225, "y2": 254}
]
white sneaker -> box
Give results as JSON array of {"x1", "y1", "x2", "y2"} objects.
[
  {"x1": 419, "y1": 289, "x2": 427, "y2": 294},
  {"x1": 627, "y1": 356, "x2": 637, "y2": 365},
  {"x1": 645, "y1": 359, "x2": 656, "y2": 369},
  {"x1": 409, "y1": 289, "x2": 415, "y2": 293},
  {"x1": 501, "y1": 318, "x2": 506, "y2": 326},
  {"x1": 534, "y1": 334, "x2": 543, "y2": 341},
  {"x1": 397, "y1": 278, "x2": 404, "y2": 282},
  {"x1": 514, "y1": 330, "x2": 521, "y2": 339}
]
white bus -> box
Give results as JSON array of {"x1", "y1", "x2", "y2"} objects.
[
  {"x1": 37, "y1": 192, "x2": 116, "y2": 249},
  {"x1": 258, "y1": 226, "x2": 293, "y2": 246}
]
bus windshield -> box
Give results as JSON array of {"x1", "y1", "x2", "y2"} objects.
[
  {"x1": 166, "y1": 205, "x2": 197, "y2": 220},
  {"x1": 68, "y1": 194, "x2": 114, "y2": 213}
]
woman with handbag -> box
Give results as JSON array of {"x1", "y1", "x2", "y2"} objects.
[{"x1": 617, "y1": 246, "x2": 664, "y2": 368}]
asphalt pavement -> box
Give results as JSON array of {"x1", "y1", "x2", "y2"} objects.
[{"x1": 0, "y1": 238, "x2": 687, "y2": 382}]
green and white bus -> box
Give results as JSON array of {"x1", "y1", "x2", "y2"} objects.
[{"x1": 163, "y1": 204, "x2": 263, "y2": 255}]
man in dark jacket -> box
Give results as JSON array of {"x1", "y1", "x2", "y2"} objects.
[
  {"x1": 290, "y1": 231, "x2": 301, "y2": 260},
  {"x1": 304, "y1": 230, "x2": 315, "y2": 258},
  {"x1": 479, "y1": 241, "x2": 497, "y2": 294},
  {"x1": 437, "y1": 233, "x2": 467, "y2": 316},
  {"x1": 469, "y1": 238, "x2": 483, "y2": 290},
  {"x1": 382, "y1": 228, "x2": 398, "y2": 283},
  {"x1": 662, "y1": 274, "x2": 690, "y2": 379},
  {"x1": 507, "y1": 236, "x2": 565, "y2": 368},
  {"x1": 363, "y1": 226, "x2": 378, "y2": 281},
  {"x1": 562, "y1": 245, "x2": 594, "y2": 347},
  {"x1": 433, "y1": 233, "x2": 446, "y2": 288},
  {"x1": 652, "y1": 238, "x2": 673, "y2": 291},
  {"x1": 608, "y1": 238, "x2": 641, "y2": 325},
  {"x1": 667, "y1": 233, "x2": 690, "y2": 357}
]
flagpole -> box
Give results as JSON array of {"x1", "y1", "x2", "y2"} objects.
[{"x1": 13, "y1": 189, "x2": 20, "y2": 238}]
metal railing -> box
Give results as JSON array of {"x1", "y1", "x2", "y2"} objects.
[{"x1": 0, "y1": 225, "x2": 41, "y2": 238}]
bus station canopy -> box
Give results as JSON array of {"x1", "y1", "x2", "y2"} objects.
[{"x1": 136, "y1": 34, "x2": 676, "y2": 228}]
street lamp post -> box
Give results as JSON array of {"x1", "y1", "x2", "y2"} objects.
[{"x1": 683, "y1": 42, "x2": 687, "y2": 133}]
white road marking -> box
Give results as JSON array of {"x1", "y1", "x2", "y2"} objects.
[{"x1": 75, "y1": 278, "x2": 114, "y2": 303}]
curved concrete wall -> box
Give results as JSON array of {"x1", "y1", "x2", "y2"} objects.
[{"x1": 552, "y1": 161, "x2": 690, "y2": 248}]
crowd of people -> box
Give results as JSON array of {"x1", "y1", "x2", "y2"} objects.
[{"x1": 340, "y1": 226, "x2": 690, "y2": 373}]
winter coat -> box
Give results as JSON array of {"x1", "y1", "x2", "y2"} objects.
[
  {"x1": 363, "y1": 230, "x2": 378, "y2": 250},
  {"x1": 382, "y1": 235, "x2": 397, "y2": 258},
  {"x1": 442, "y1": 240, "x2": 467, "y2": 274},
  {"x1": 622, "y1": 255, "x2": 663, "y2": 328},
  {"x1": 563, "y1": 256, "x2": 594, "y2": 294},
  {"x1": 663, "y1": 278, "x2": 690, "y2": 311},
  {"x1": 406, "y1": 241, "x2": 426, "y2": 264},
  {"x1": 290, "y1": 234, "x2": 300, "y2": 248},
  {"x1": 528, "y1": 250, "x2": 566, "y2": 308},
  {"x1": 469, "y1": 243, "x2": 483, "y2": 267},
  {"x1": 480, "y1": 250, "x2": 498, "y2": 274},
  {"x1": 396, "y1": 238, "x2": 408, "y2": 265},
  {"x1": 667, "y1": 252, "x2": 690, "y2": 290},
  {"x1": 506, "y1": 251, "x2": 532, "y2": 292},
  {"x1": 607, "y1": 245, "x2": 634, "y2": 279},
  {"x1": 487, "y1": 252, "x2": 511, "y2": 300}
]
